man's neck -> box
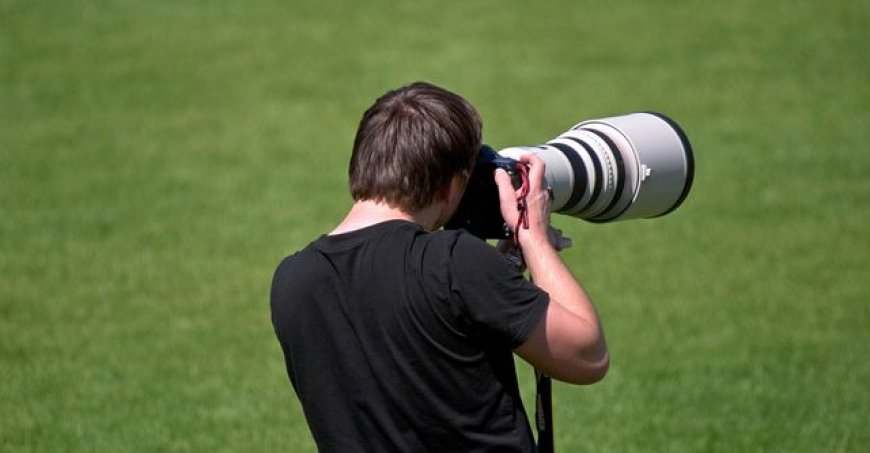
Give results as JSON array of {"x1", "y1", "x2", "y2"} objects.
[{"x1": 330, "y1": 200, "x2": 443, "y2": 235}]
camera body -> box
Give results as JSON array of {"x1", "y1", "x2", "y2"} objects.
[
  {"x1": 446, "y1": 145, "x2": 524, "y2": 239},
  {"x1": 445, "y1": 112, "x2": 694, "y2": 239}
]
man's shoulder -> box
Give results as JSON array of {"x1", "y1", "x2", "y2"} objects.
[
  {"x1": 272, "y1": 224, "x2": 498, "y2": 280},
  {"x1": 439, "y1": 229, "x2": 502, "y2": 259},
  {"x1": 423, "y1": 228, "x2": 501, "y2": 262},
  {"x1": 275, "y1": 238, "x2": 322, "y2": 267}
]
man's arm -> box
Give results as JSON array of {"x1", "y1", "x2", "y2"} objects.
[{"x1": 495, "y1": 155, "x2": 609, "y2": 385}]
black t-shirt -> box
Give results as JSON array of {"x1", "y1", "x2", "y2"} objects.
[{"x1": 270, "y1": 220, "x2": 549, "y2": 452}]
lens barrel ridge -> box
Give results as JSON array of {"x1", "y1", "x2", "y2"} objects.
[{"x1": 548, "y1": 129, "x2": 625, "y2": 220}]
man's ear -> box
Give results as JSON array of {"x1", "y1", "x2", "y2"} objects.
[
  {"x1": 437, "y1": 181, "x2": 453, "y2": 202},
  {"x1": 440, "y1": 176, "x2": 466, "y2": 203}
]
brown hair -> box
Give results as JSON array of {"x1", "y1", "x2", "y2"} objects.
[{"x1": 349, "y1": 81, "x2": 482, "y2": 212}]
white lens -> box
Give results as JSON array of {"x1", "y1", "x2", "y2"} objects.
[{"x1": 499, "y1": 112, "x2": 694, "y2": 223}]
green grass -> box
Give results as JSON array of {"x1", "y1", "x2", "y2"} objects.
[{"x1": 2, "y1": 0, "x2": 867, "y2": 451}]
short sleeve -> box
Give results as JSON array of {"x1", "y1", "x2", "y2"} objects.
[{"x1": 449, "y1": 233, "x2": 549, "y2": 349}]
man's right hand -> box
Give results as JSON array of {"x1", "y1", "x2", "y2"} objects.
[
  {"x1": 496, "y1": 154, "x2": 609, "y2": 386},
  {"x1": 494, "y1": 154, "x2": 553, "y2": 249}
]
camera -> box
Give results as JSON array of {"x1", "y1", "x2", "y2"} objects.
[{"x1": 445, "y1": 112, "x2": 694, "y2": 239}]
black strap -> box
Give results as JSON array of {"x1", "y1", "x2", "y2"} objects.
[
  {"x1": 530, "y1": 274, "x2": 554, "y2": 453},
  {"x1": 535, "y1": 370, "x2": 554, "y2": 453}
]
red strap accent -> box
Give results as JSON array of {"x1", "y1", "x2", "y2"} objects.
[{"x1": 513, "y1": 162, "x2": 531, "y2": 247}]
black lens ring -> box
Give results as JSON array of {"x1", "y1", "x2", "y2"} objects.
[
  {"x1": 579, "y1": 129, "x2": 626, "y2": 221},
  {"x1": 548, "y1": 142, "x2": 587, "y2": 213},
  {"x1": 562, "y1": 137, "x2": 603, "y2": 214}
]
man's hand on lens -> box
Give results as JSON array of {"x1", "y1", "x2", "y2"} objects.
[{"x1": 494, "y1": 154, "x2": 555, "y2": 249}]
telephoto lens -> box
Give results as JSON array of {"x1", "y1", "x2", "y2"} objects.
[
  {"x1": 498, "y1": 112, "x2": 694, "y2": 223},
  {"x1": 445, "y1": 112, "x2": 694, "y2": 239}
]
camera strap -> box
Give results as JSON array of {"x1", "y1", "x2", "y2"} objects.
[
  {"x1": 512, "y1": 162, "x2": 555, "y2": 452},
  {"x1": 536, "y1": 370, "x2": 554, "y2": 453},
  {"x1": 513, "y1": 162, "x2": 531, "y2": 248}
]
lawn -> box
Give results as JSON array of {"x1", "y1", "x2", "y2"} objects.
[{"x1": 1, "y1": 0, "x2": 867, "y2": 451}]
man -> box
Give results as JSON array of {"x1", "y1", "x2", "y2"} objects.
[{"x1": 271, "y1": 81, "x2": 608, "y2": 451}]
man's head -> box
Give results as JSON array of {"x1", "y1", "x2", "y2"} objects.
[{"x1": 349, "y1": 81, "x2": 483, "y2": 213}]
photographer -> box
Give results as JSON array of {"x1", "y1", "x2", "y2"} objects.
[{"x1": 270, "y1": 81, "x2": 608, "y2": 451}]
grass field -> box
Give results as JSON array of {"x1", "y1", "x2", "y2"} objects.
[{"x1": 2, "y1": 0, "x2": 868, "y2": 451}]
